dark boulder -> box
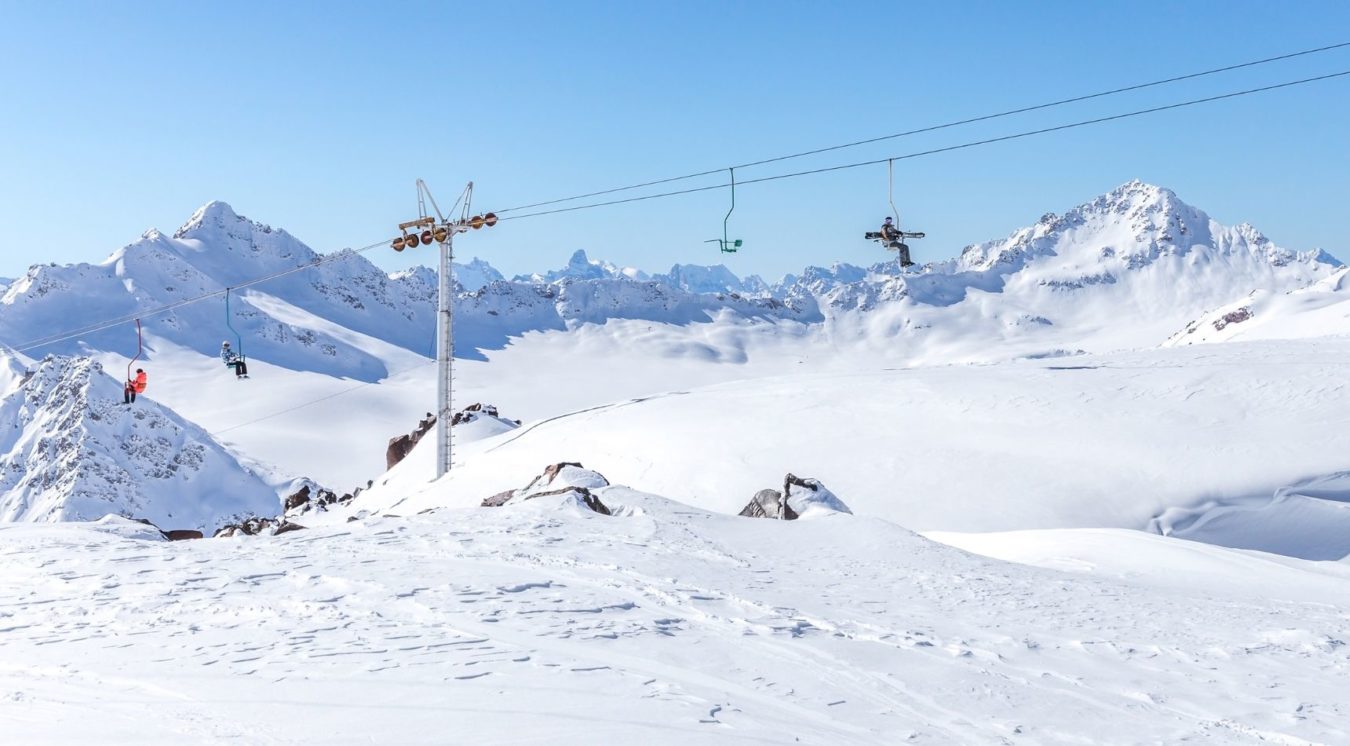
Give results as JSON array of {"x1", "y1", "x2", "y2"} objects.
[
  {"x1": 739, "y1": 488, "x2": 797, "y2": 520},
  {"x1": 481, "y1": 462, "x2": 612, "y2": 515}
]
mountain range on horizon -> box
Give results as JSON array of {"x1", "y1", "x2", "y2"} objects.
[
  {"x1": 0, "y1": 179, "x2": 1346, "y2": 531},
  {"x1": 0, "y1": 179, "x2": 1341, "y2": 375}
]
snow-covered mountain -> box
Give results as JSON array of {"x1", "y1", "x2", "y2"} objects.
[
  {"x1": 512, "y1": 249, "x2": 649, "y2": 284},
  {"x1": 0, "y1": 353, "x2": 278, "y2": 531},
  {"x1": 0, "y1": 182, "x2": 1337, "y2": 380},
  {"x1": 456, "y1": 180, "x2": 1340, "y2": 359},
  {"x1": 1166, "y1": 266, "x2": 1350, "y2": 345},
  {"x1": 451, "y1": 257, "x2": 504, "y2": 291},
  {"x1": 652, "y1": 263, "x2": 770, "y2": 295},
  {"x1": 0, "y1": 181, "x2": 1340, "y2": 490},
  {"x1": 0, "y1": 202, "x2": 441, "y2": 380}
]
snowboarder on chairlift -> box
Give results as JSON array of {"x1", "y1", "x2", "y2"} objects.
[
  {"x1": 221, "y1": 341, "x2": 248, "y2": 379},
  {"x1": 123, "y1": 368, "x2": 147, "y2": 404},
  {"x1": 881, "y1": 217, "x2": 915, "y2": 268}
]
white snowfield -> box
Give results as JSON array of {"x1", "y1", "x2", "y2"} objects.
[
  {"x1": 3, "y1": 492, "x2": 1348, "y2": 745},
  {"x1": 2, "y1": 181, "x2": 1349, "y2": 743}
]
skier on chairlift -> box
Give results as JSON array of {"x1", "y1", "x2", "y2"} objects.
[
  {"x1": 221, "y1": 341, "x2": 248, "y2": 379},
  {"x1": 880, "y1": 217, "x2": 914, "y2": 268},
  {"x1": 123, "y1": 368, "x2": 147, "y2": 404}
]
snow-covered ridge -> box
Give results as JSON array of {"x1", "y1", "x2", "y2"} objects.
[
  {"x1": 0, "y1": 354, "x2": 279, "y2": 531},
  {"x1": 0, "y1": 181, "x2": 1338, "y2": 381},
  {"x1": 1166, "y1": 265, "x2": 1350, "y2": 345}
]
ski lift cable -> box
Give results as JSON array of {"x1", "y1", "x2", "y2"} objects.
[
  {"x1": 15, "y1": 67, "x2": 1349, "y2": 357},
  {"x1": 10, "y1": 236, "x2": 400, "y2": 355},
  {"x1": 489, "y1": 41, "x2": 1350, "y2": 215},
  {"x1": 11, "y1": 69, "x2": 1350, "y2": 438},
  {"x1": 75, "y1": 67, "x2": 1350, "y2": 441},
  {"x1": 495, "y1": 69, "x2": 1350, "y2": 222},
  {"x1": 209, "y1": 358, "x2": 438, "y2": 438}
]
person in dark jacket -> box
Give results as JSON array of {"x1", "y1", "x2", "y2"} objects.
[
  {"x1": 221, "y1": 341, "x2": 248, "y2": 379},
  {"x1": 880, "y1": 216, "x2": 901, "y2": 244},
  {"x1": 881, "y1": 217, "x2": 914, "y2": 267}
]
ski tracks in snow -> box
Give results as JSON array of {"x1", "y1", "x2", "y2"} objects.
[{"x1": 1, "y1": 496, "x2": 1348, "y2": 744}]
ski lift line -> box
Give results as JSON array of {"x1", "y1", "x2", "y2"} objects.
[
  {"x1": 9, "y1": 235, "x2": 400, "y2": 355},
  {"x1": 209, "y1": 359, "x2": 437, "y2": 437},
  {"x1": 489, "y1": 41, "x2": 1350, "y2": 215},
  {"x1": 126, "y1": 319, "x2": 143, "y2": 383},
  {"x1": 495, "y1": 69, "x2": 1350, "y2": 222}
]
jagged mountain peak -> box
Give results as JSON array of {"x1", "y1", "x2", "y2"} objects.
[
  {"x1": 175, "y1": 200, "x2": 247, "y2": 237},
  {"x1": 951, "y1": 180, "x2": 1314, "y2": 275}
]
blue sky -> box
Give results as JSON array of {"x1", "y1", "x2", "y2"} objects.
[{"x1": 2, "y1": 1, "x2": 1348, "y2": 282}]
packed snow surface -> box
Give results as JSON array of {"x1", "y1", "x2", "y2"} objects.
[{"x1": 3, "y1": 491, "x2": 1348, "y2": 744}]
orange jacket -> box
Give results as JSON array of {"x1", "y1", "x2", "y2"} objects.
[{"x1": 133, "y1": 371, "x2": 147, "y2": 393}]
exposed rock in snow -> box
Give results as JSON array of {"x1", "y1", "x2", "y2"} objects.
[
  {"x1": 739, "y1": 474, "x2": 850, "y2": 520},
  {"x1": 0, "y1": 354, "x2": 279, "y2": 531},
  {"x1": 213, "y1": 516, "x2": 307, "y2": 538},
  {"x1": 482, "y1": 462, "x2": 612, "y2": 515},
  {"x1": 387, "y1": 413, "x2": 437, "y2": 470},
  {"x1": 387, "y1": 405, "x2": 519, "y2": 472},
  {"x1": 1166, "y1": 266, "x2": 1350, "y2": 346},
  {"x1": 282, "y1": 482, "x2": 346, "y2": 517},
  {"x1": 739, "y1": 488, "x2": 797, "y2": 520}
]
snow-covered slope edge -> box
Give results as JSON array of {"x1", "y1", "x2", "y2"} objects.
[
  {"x1": 4, "y1": 484, "x2": 1349, "y2": 743},
  {"x1": 0, "y1": 354, "x2": 279, "y2": 531},
  {"x1": 1166, "y1": 266, "x2": 1350, "y2": 345}
]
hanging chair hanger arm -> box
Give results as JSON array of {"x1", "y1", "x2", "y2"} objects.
[
  {"x1": 723, "y1": 168, "x2": 736, "y2": 246},
  {"x1": 126, "y1": 319, "x2": 142, "y2": 383},
  {"x1": 888, "y1": 159, "x2": 901, "y2": 228},
  {"x1": 225, "y1": 288, "x2": 245, "y2": 359}
]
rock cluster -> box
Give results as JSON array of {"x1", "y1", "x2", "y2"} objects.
[
  {"x1": 739, "y1": 473, "x2": 851, "y2": 521},
  {"x1": 482, "y1": 462, "x2": 612, "y2": 515}
]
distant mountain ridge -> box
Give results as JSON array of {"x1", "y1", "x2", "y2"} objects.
[{"x1": 0, "y1": 181, "x2": 1339, "y2": 374}]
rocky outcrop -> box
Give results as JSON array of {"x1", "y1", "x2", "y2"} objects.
[
  {"x1": 739, "y1": 474, "x2": 852, "y2": 521},
  {"x1": 739, "y1": 488, "x2": 798, "y2": 520},
  {"x1": 282, "y1": 482, "x2": 349, "y2": 517},
  {"x1": 481, "y1": 462, "x2": 612, "y2": 515},
  {"x1": 127, "y1": 517, "x2": 204, "y2": 541},
  {"x1": 213, "y1": 517, "x2": 307, "y2": 538},
  {"x1": 451, "y1": 402, "x2": 519, "y2": 426},
  {"x1": 385, "y1": 405, "x2": 522, "y2": 472},
  {"x1": 387, "y1": 413, "x2": 437, "y2": 470}
]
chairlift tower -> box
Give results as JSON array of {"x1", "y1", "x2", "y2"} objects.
[{"x1": 391, "y1": 180, "x2": 498, "y2": 478}]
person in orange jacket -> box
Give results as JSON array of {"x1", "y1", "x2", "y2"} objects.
[{"x1": 123, "y1": 368, "x2": 147, "y2": 404}]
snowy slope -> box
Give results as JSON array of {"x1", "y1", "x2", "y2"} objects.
[
  {"x1": 1166, "y1": 266, "x2": 1350, "y2": 345},
  {"x1": 2, "y1": 488, "x2": 1347, "y2": 744},
  {"x1": 355, "y1": 338, "x2": 1350, "y2": 554},
  {"x1": 451, "y1": 256, "x2": 504, "y2": 291},
  {"x1": 0, "y1": 202, "x2": 439, "y2": 380},
  {"x1": 0, "y1": 181, "x2": 1340, "y2": 501},
  {"x1": 0, "y1": 354, "x2": 278, "y2": 531}
]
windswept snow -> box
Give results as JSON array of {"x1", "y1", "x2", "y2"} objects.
[{"x1": 2, "y1": 490, "x2": 1348, "y2": 744}]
